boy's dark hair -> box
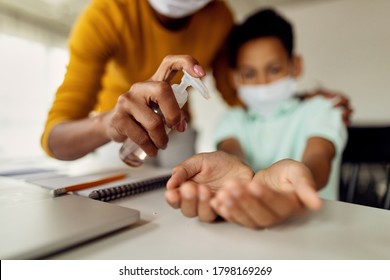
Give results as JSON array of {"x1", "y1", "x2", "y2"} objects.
[{"x1": 227, "y1": 8, "x2": 294, "y2": 68}]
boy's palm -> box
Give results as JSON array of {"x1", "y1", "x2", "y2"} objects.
[{"x1": 167, "y1": 151, "x2": 254, "y2": 192}]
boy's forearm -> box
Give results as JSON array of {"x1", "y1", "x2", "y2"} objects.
[
  {"x1": 217, "y1": 138, "x2": 247, "y2": 164},
  {"x1": 302, "y1": 137, "x2": 336, "y2": 191},
  {"x1": 301, "y1": 156, "x2": 332, "y2": 190}
]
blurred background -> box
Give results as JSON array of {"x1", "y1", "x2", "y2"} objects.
[{"x1": 0, "y1": 0, "x2": 389, "y2": 159}]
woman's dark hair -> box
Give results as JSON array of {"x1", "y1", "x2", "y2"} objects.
[{"x1": 227, "y1": 8, "x2": 294, "y2": 68}]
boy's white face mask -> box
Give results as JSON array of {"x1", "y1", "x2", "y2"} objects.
[
  {"x1": 148, "y1": 0, "x2": 212, "y2": 19},
  {"x1": 237, "y1": 76, "x2": 298, "y2": 117}
]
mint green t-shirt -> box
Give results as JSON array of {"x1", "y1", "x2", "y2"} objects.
[{"x1": 214, "y1": 96, "x2": 347, "y2": 200}]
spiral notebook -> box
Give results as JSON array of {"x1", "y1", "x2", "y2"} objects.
[{"x1": 27, "y1": 164, "x2": 172, "y2": 202}]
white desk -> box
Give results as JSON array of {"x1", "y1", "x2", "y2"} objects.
[{"x1": 48, "y1": 188, "x2": 390, "y2": 260}]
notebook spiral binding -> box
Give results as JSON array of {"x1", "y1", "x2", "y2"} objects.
[{"x1": 88, "y1": 175, "x2": 171, "y2": 202}]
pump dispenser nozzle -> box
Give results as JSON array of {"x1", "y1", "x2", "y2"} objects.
[{"x1": 119, "y1": 70, "x2": 209, "y2": 167}]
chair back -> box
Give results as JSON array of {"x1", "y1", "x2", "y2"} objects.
[
  {"x1": 342, "y1": 126, "x2": 390, "y2": 163},
  {"x1": 340, "y1": 125, "x2": 390, "y2": 209}
]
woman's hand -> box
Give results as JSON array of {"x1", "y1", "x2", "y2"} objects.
[
  {"x1": 299, "y1": 88, "x2": 353, "y2": 126},
  {"x1": 105, "y1": 55, "x2": 206, "y2": 157}
]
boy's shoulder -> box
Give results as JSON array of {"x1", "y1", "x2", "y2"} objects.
[
  {"x1": 218, "y1": 106, "x2": 247, "y2": 122},
  {"x1": 299, "y1": 95, "x2": 336, "y2": 112},
  {"x1": 224, "y1": 106, "x2": 247, "y2": 115},
  {"x1": 296, "y1": 96, "x2": 344, "y2": 125}
]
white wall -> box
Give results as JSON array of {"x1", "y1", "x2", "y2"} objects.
[
  {"x1": 192, "y1": 0, "x2": 390, "y2": 152},
  {"x1": 280, "y1": 0, "x2": 390, "y2": 124}
]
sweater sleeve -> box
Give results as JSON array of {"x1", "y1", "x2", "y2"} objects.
[{"x1": 40, "y1": 0, "x2": 122, "y2": 156}]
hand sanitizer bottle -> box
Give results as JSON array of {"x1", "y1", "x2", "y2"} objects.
[{"x1": 119, "y1": 70, "x2": 210, "y2": 167}]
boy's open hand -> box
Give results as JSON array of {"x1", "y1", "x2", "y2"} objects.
[{"x1": 165, "y1": 151, "x2": 254, "y2": 222}]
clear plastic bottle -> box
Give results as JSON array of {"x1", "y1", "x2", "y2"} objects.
[{"x1": 119, "y1": 70, "x2": 210, "y2": 167}]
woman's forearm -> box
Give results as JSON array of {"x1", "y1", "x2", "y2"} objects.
[{"x1": 47, "y1": 113, "x2": 111, "y2": 160}]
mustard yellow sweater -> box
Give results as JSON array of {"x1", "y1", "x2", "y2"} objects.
[{"x1": 41, "y1": 0, "x2": 234, "y2": 156}]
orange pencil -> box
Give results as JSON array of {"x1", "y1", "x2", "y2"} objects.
[{"x1": 51, "y1": 173, "x2": 127, "y2": 197}]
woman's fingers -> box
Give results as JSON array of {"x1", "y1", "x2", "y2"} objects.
[{"x1": 107, "y1": 55, "x2": 206, "y2": 157}]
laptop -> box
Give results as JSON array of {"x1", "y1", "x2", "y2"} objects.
[{"x1": 0, "y1": 176, "x2": 140, "y2": 259}]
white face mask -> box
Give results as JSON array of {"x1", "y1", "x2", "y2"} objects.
[
  {"x1": 148, "y1": 0, "x2": 212, "y2": 19},
  {"x1": 237, "y1": 76, "x2": 298, "y2": 116}
]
